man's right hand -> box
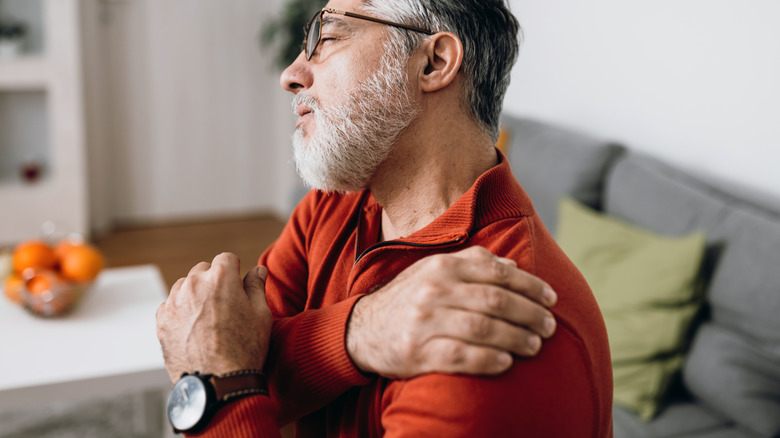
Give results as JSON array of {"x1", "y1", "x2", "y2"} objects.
[{"x1": 346, "y1": 246, "x2": 558, "y2": 379}]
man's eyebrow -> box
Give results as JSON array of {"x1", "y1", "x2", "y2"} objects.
[{"x1": 321, "y1": 16, "x2": 357, "y2": 32}]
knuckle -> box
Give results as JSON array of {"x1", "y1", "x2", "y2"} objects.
[
  {"x1": 397, "y1": 336, "x2": 417, "y2": 362},
  {"x1": 416, "y1": 281, "x2": 444, "y2": 303},
  {"x1": 464, "y1": 245, "x2": 487, "y2": 256},
  {"x1": 468, "y1": 314, "x2": 493, "y2": 339},
  {"x1": 407, "y1": 305, "x2": 431, "y2": 325},
  {"x1": 437, "y1": 340, "x2": 465, "y2": 365},
  {"x1": 484, "y1": 287, "x2": 508, "y2": 312},
  {"x1": 426, "y1": 254, "x2": 454, "y2": 272},
  {"x1": 489, "y1": 260, "x2": 511, "y2": 282},
  {"x1": 187, "y1": 263, "x2": 208, "y2": 278},
  {"x1": 216, "y1": 252, "x2": 240, "y2": 265},
  {"x1": 472, "y1": 246, "x2": 493, "y2": 260}
]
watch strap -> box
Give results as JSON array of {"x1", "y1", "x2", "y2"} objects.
[{"x1": 210, "y1": 369, "x2": 269, "y2": 402}]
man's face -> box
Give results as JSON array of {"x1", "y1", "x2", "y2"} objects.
[{"x1": 280, "y1": 0, "x2": 419, "y2": 193}]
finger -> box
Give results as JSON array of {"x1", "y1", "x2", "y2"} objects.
[
  {"x1": 169, "y1": 277, "x2": 186, "y2": 296},
  {"x1": 243, "y1": 266, "x2": 269, "y2": 308},
  {"x1": 419, "y1": 338, "x2": 514, "y2": 375},
  {"x1": 188, "y1": 261, "x2": 211, "y2": 277},
  {"x1": 496, "y1": 257, "x2": 517, "y2": 267},
  {"x1": 430, "y1": 308, "x2": 545, "y2": 356},
  {"x1": 454, "y1": 256, "x2": 557, "y2": 307},
  {"x1": 212, "y1": 252, "x2": 241, "y2": 269},
  {"x1": 166, "y1": 278, "x2": 186, "y2": 307},
  {"x1": 445, "y1": 284, "x2": 556, "y2": 338}
]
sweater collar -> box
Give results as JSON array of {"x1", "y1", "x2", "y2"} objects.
[{"x1": 362, "y1": 149, "x2": 535, "y2": 245}]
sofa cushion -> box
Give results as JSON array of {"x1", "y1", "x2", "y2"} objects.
[
  {"x1": 604, "y1": 152, "x2": 780, "y2": 435},
  {"x1": 613, "y1": 402, "x2": 739, "y2": 438},
  {"x1": 556, "y1": 198, "x2": 706, "y2": 419},
  {"x1": 684, "y1": 323, "x2": 780, "y2": 437},
  {"x1": 500, "y1": 115, "x2": 624, "y2": 233}
]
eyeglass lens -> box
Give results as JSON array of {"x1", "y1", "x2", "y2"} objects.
[{"x1": 306, "y1": 12, "x2": 322, "y2": 60}]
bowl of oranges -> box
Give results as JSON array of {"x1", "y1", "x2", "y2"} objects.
[{"x1": 2, "y1": 237, "x2": 105, "y2": 317}]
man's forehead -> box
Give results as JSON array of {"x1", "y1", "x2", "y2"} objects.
[
  {"x1": 325, "y1": 0, "x2": 363, "y2": 13},
  {"x1": 321, "y1": 0, "x2": 371, "y2": 32},
  {"x1": 321, "y1": 15, "x2": 357, "y2": 32}
]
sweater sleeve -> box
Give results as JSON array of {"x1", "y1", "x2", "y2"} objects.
[
  {"x1": 258, "y1": 191, "x2": 371, "y2": 425},
  {"x1": 186, "y1": 396, "x2": 281, "y2": 438},
  {"x1": 379, "y1": 322, "x2": 607, "y2": 438}
]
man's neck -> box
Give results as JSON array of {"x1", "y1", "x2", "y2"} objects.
[{"x1": 371, "y1": 119, "x2": 498, "y2": 241}]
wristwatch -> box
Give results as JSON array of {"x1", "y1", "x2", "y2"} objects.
[{"x1": 166, "y1": 369, "x2": 269, "y2": 434}]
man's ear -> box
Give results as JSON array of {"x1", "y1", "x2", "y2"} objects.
[{"x1": 416, "y1": 32, "x2": 463, "y2": 93}]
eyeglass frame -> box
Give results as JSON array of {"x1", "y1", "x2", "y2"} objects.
[{"x1": 303, "y1": 8, "x2": 434, "y2": 61}]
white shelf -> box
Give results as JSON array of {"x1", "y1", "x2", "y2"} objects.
[
  {"x1": 0, "y1": 0, "x2": 87, "y2": 246},
  {"x1": 0, "y1": 55, "x2": 50, "y2": 91}
]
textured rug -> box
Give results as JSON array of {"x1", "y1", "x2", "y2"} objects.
[{"x1": 0, "y1": 390, "x2": 165, "y2": 438}]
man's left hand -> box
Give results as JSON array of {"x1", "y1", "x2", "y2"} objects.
[{"x1": 156, "y1": 253, "x2": 272, "y2": 383}]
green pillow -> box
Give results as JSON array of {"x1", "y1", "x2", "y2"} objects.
[
  {"x1": 612, "y1": 355, "x2": 685, "y2": 420},
  {"x1": 556, "y1": 197, "x2": 706, "y2": 420}
]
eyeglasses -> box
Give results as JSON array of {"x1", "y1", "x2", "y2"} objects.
[{"x1": 304, "y1": 8, "x2": 434, "y2": 60}]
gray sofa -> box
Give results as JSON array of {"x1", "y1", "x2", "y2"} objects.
[{"x1": 500, "y1": 115, "x2": 780, "y2": 438}]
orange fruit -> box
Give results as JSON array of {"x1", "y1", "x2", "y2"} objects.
[
  {"x1": 53, "y1": 239, "x2": 79, "y2": 261},
  {"x1": 59, "y1": 243, "x2": 104, "y2": 282},
  {"x1": 12, "y1": 240, "x2": 57, "y2": 274},
  {"x1": 26, "y1": 272, "x2": 54, "y2": 295},
  {"x1": 23, "y1": 270, "x2": 77, "y2": 316},
  {"x1": 3, "y1": 273, "x2": 24, "y2": 304}
]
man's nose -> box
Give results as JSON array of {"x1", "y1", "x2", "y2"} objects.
[{"x1": 280, "y1": 51, "x2": 312, "y2": 92}]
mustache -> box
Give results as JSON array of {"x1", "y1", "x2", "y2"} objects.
[{"x1": 291, "y1": 93, "x2": 321, "y2": 114}]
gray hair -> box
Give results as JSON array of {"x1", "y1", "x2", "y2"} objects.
[{"x1": 362, "y1": 0, "x2": 521, "y2": 141}]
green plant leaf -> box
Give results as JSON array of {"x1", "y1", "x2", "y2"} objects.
[{"x1": 260, "y1": 0, "x2": 327, "y2": 69}]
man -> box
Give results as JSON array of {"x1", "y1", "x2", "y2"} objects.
[{"x1": 156, "y1": 0, "x2": 613, "y2": 436}]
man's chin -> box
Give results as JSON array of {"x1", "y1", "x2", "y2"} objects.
[
  {"x1": 298, "y1": 170, "x2": 368, "y2": 195},
  {"x1": 305, "y1": 178, "x2": 366, "y2": 195}
]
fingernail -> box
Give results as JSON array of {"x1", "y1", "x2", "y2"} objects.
[
  {"x1": 544, "y1": 286, "x2": 557, "y2": 306},
  {"x1": 528, "y1": 335, "x2": 541, "y2": 354},
  {"x1": 544, "y1": 316, "x2": 556, "y2": 336},
  {"x1": 498, "y1": 352, "x2": 512, "y2": 368}
]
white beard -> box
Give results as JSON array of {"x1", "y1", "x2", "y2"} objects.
[{"x1": 291, "y1": 45, "x2": 419, "y2": 193}]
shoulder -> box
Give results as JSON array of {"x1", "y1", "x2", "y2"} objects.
[
  {"x1": 380, "y1": 321, "x2": 611, "y2": 437},
  {"x1": 388, "y1": 216, "x2": 613, "y2": 437}
]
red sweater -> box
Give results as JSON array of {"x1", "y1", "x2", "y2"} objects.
[{"x1": 196, "y1": 154, "x2": 613, "y2": 437}]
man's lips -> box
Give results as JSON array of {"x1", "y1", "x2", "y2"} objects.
[
  {"x1": 295, "y1": 104, "x2": 313, "y2": 129},
  {"x1": 296, "y1": 104, "x2": 313, "y2": 118}
]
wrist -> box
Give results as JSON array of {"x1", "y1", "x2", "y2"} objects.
[
  {"x1": 166, "y1": 369, "x2": 269, "y2": 434},
  {"x1": 346, "y1": 295, "x2": 376, "y2": 374}
]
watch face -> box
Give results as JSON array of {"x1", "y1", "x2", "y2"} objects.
[{"x1": 168, "y1": 375, "x2": 208, "y2": 431}]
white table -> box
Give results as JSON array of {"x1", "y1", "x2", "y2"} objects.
[{"x1": 0, "y1": 265, "x2": 174, "y2": 435}]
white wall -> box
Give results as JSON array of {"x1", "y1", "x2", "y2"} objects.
[
  {"x1": 505, "y1": 1, "x2": 780, "y2": 198},
  {"x1": 82, "y1": 0, "x2": 300, "y2": 233}
]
